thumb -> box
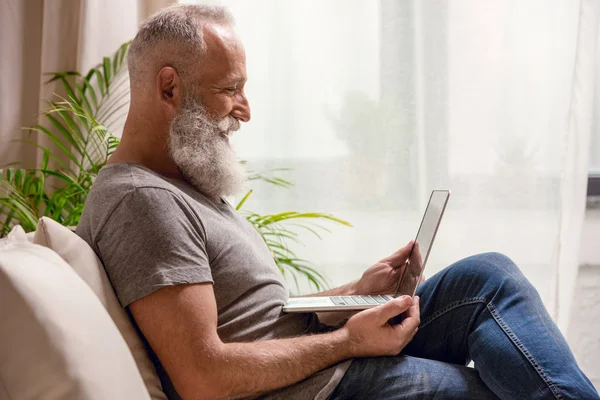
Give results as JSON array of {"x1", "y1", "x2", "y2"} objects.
[{"x1": 374, "y1": 296, "x2": 412, "y2": 322}]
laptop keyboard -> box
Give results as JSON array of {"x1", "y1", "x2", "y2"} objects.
[{"x1": 331, "y1": 294, "x2": 395, "y2": 306}]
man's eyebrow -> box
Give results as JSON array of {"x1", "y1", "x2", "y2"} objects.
[{"x1": 221, "y1": 76, "x2": 246, "y2": 85}]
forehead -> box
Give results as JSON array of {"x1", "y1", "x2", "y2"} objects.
[{"x1": 199, "y1": 23, "x2": 246, "y2": 83}]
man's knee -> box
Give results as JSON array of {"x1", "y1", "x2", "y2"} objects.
[
  {"x1": 447, "y1": 252, "x2": 534, "y2": 295},
  {"x1": 466, "y1": 252, "x2": 519, "y2": 273}
]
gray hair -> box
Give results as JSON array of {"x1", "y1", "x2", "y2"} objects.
[{"x1": 127, "y1": 4, "x2": 234, "y2": 88}]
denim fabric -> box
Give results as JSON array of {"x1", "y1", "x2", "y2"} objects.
[{"x1": 330, "y1": 253, "x2": 599, "y2": 400}]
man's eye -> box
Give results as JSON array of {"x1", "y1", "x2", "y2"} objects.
[{"x1": 225, "y1": 87, "x2": 237, "y2": 93}]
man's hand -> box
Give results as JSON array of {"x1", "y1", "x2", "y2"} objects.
[
  {"x1": 343, "y1": 295, "x2": 420, "y2": 357},
  {"x1": 354, "y1": 241, "x2": 415, "y2": 295}
]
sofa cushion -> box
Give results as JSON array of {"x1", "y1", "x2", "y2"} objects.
[
  {"x1": 0, "y1": 226, "x2": 36, "y2": 250},
  {"x1": 1, "y1": 225, "x2": 28, "y2": 248},
  {"x1": 33, "y1": 217, "x2": 166, "y2": 400},
  {"x1": 0, "y1": 237, "x2": 151, "y2": 400}
]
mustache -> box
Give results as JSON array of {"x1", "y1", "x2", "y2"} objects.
[{"x1": 217, "y1": 115, "x2": 241, "y2": 133}]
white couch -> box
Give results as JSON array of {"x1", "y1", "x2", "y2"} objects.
[{"x1": 0, "y1": 218, "x2": 168, "y2": 400}]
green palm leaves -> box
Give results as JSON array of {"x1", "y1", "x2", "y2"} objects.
[{"x1": 1, "y1": 42, "x2": 130, "y2": 236}]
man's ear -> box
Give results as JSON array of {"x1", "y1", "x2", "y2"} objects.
[{"x1": 156, "y1": 66, "x2": 182, "y2": 118}]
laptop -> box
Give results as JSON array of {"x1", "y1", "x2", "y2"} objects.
[{"x1": 282, "y1": 189, "x2": 450, "y2": 313}]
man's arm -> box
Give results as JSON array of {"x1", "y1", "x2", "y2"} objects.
[
  {"x1": 304, "y1": 241, "x2": 417, "y2": 300},
  {"x1": 304, "y1": 242, "x2": 416, "y2": 326},
  {"x1": 129, "y1": 282, "x2": 419, "y2": 400}
]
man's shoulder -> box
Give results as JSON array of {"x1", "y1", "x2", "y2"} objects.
[
  {"x1": 86, "y1": 163, "x2": 188, "y2": 218},
  {"x1": 93, "y1": 162, "x2": 180, "y2": 194},
  {"x1": 90, "y1": 163, "x2": 223, "y2": 215},
  {"x1": 77, "y1": 163, "x2": 187, "y2": 245}
]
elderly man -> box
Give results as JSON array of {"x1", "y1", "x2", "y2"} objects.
[{"x1": 76, "y1": 4, "x2": 597, "y2": 400}]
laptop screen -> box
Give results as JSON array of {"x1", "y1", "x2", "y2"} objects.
[{"x1": 394, "y1": 190, "x2": 450, "y2": 297}]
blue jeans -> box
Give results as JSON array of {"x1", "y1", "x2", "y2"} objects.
[{"x1": 329, "y1": 253, "x2": 598, "y2": 400}]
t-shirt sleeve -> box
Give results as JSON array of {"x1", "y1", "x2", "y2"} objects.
[{"x1": 96, "y1": 187, "x2": 213, "y2": 307}]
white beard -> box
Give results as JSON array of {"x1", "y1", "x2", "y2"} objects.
[{"x1": 168, "y1": 98, "x2": 246, "y2": 200}]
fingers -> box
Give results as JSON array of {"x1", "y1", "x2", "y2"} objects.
[
  {"x1": 374, "y1": 295, "x2": 412, "y2": 321},
  {"x1": 382, "y1": 241, "x2": 414, "y2": 266},
  {"x1": 398, "y1": 295, "x2": 420, "y2": 333}
]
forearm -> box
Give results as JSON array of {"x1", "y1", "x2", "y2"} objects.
[{"x1": 202, "y1": 329, "x2": 352, "y2": 398}]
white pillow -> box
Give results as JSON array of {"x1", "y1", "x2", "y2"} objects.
[
  {"x1": 0, "y1": 226, "x2": 34, "y2": 250},
  {"x1": 0, "y1": 239, "x2": 151, "y2": 400},
  {"x1": 4, "y1": 225, "x2": 28, "y2": 244},
  {"x1": 33, "y1": 217, "x2": 167, "y2": 400}
]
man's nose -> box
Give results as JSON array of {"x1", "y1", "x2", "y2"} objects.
[{"x1": 232, "y1": 93, "x2": 251, "y2": 122}]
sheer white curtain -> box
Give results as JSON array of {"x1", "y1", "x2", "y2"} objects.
[
  {"x1": 591, "y1": 5, "x2": 600, "y2": 176},
  {"x1": 191, "y1": 0, "x2": 598, "y2": 332}
]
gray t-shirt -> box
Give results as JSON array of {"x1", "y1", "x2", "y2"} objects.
[{"x1": 76, "y1": 163, "x2": 351, "y2": 400}]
